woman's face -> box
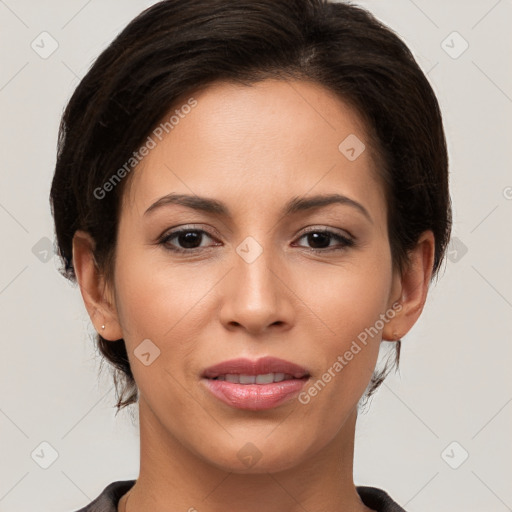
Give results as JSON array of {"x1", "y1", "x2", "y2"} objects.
[{"x1": 110, "y1": 79, "x2": 402, "y2": 472}]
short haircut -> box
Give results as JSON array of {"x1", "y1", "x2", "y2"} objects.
[{"x1": 50, "y1": 0, "x2": 452, "y2": 411}]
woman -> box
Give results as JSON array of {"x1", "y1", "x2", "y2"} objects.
[{"x1": 50, "y1": 0, "x2": 451, "y2": 511}]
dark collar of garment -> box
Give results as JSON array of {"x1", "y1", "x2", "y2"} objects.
[{"x1": 73, "y1": 479, "x2": 407, "y2": 512}]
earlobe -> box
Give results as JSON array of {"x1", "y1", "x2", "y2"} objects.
[
  {"x1": 382, "y1": 230, "x2": 435, "y2": 342},
  {"x1": 72, "y1": 230, "x2": 123, "y2": 341}
]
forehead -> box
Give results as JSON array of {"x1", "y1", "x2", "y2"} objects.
[{"x1": 123, "y1": 79, "x2": 386, "y2": 224}]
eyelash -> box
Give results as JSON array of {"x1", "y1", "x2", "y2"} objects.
[{"x1": 158, "y1": 226, "x2": 355, "y2": 254}]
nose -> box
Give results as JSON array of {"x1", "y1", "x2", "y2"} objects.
[{"x1": 219, "y1": 243, "x2": 294, "y2": 336}]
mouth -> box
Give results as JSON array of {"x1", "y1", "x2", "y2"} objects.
[
  {"x1": 202, "y1": 356, "x2": 310, "y2": 380},
  {"x1": 208, "y1": 372, "x2": 309, "y2": 384},
  {"x1": 201, "y1": 357, "x2": 310, "y2": 410}
]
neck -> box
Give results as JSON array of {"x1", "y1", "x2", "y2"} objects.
[{"x1": 124, "y1": 397, "x2": 372, "y2": 512}]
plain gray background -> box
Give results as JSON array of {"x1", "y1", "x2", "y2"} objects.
[{"x1": 1, "y1": 1, "x2": 511, "y2": 511}]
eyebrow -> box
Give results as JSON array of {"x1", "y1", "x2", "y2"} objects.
[{"x1": 144, "y1": 192, "x2": 373, "y2": 224}]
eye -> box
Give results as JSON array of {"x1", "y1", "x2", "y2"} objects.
[
  {"x1": 158, "y1": 226, "x2": 355, "y2": 254},
  {"x1": 159, "y1": 227, "x2": 219, "y2": 253},
  {"x1": 293, "y1": 228, "x2": 355, "y2": 253}
]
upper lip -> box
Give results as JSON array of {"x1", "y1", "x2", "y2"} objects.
[{"x1": 202, "y1": 357, "x2": 310, "y2": 379}]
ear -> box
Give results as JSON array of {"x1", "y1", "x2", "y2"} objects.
[
  {"x1": 382, "y1": 230, "x2": 435, "y2": 341},
  {"x1": 72, "y1": 230, "x2": 123, "y2": 341}
]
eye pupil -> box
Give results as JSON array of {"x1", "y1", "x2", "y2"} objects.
[
  {"x1": 308, "y1": 232, "x2": 330, "y2": 249},
  {"x1": 179, "y1": 231, "x2": 201, "y2": 248}
]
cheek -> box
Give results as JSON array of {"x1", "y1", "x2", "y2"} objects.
[
  {"x1": 111, "y1": 244, "x2": 220, "y2": 383},
  {"x1": 296, "y1": 249, "x2": 393, "y2": 401},
  {"x1": 112, "y1": 231, "x2": 208, "y2": 333},
  {"x1": 300, "y1": 247, "x2": 392, "y2": 339}
]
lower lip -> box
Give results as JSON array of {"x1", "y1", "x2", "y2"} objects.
[{"x1": 202, "y1": 377, "x2": 308, "y2": 410}]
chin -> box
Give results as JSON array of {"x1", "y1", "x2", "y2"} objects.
[{"x1": 201, "y1": 436, "x2": 312, "y2": 474}]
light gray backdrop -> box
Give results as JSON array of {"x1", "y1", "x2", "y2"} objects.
[{"x1": 1, "y1": 1, "x2": 511, "y2": 511}]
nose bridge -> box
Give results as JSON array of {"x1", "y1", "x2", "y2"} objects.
[
  {"x1": 221, "y1": 234, "x2": 290, "y2": 332},
  {"x1": 235, "y1": 235, "x2": 279, "y2": 307}
]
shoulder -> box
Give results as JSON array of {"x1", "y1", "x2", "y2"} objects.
[
  {"x1": 71, "y1": 480, "x2": 136, "y2": 512},
  {"x1": 356, "y1": 485, "x2": 407, "y2": 512},
  {"x1": 70, "y1": 480, "x2": 404, "y2": 512}
]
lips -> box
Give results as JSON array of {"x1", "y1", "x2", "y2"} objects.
[
  {"x1": 201, "y1": 357, "x2": 310, "y2": 410},
  {"x1": 202, "y1": 356, "x2": 310, "y2": 380}
]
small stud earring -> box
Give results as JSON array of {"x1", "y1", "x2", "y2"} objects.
[{"x1": 101, "y1": 325, "x2": 105, "y2": 330}]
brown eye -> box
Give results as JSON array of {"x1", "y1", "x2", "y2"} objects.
[
  {"x1": 294, "y1": 229, "x2": 354, "y2": 252},
  {"x1": 160, "y1": 228, "x2": 218, "y2": 253}
]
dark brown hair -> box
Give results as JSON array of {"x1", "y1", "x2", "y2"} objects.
[{"x1": 50, "y1": 0, "x2": 451, "y2": 411}]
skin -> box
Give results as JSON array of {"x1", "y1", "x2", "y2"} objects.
[{"x1": 72, "y1": 79, "x2": 434, "y2": 512}]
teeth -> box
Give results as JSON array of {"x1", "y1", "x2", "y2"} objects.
[
  {"x1": 215, "y1": 372, "x2": 293, "y2": 384},
  {"x1": 256, "y1": 373, "x2": 276, "y2": 384}
]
